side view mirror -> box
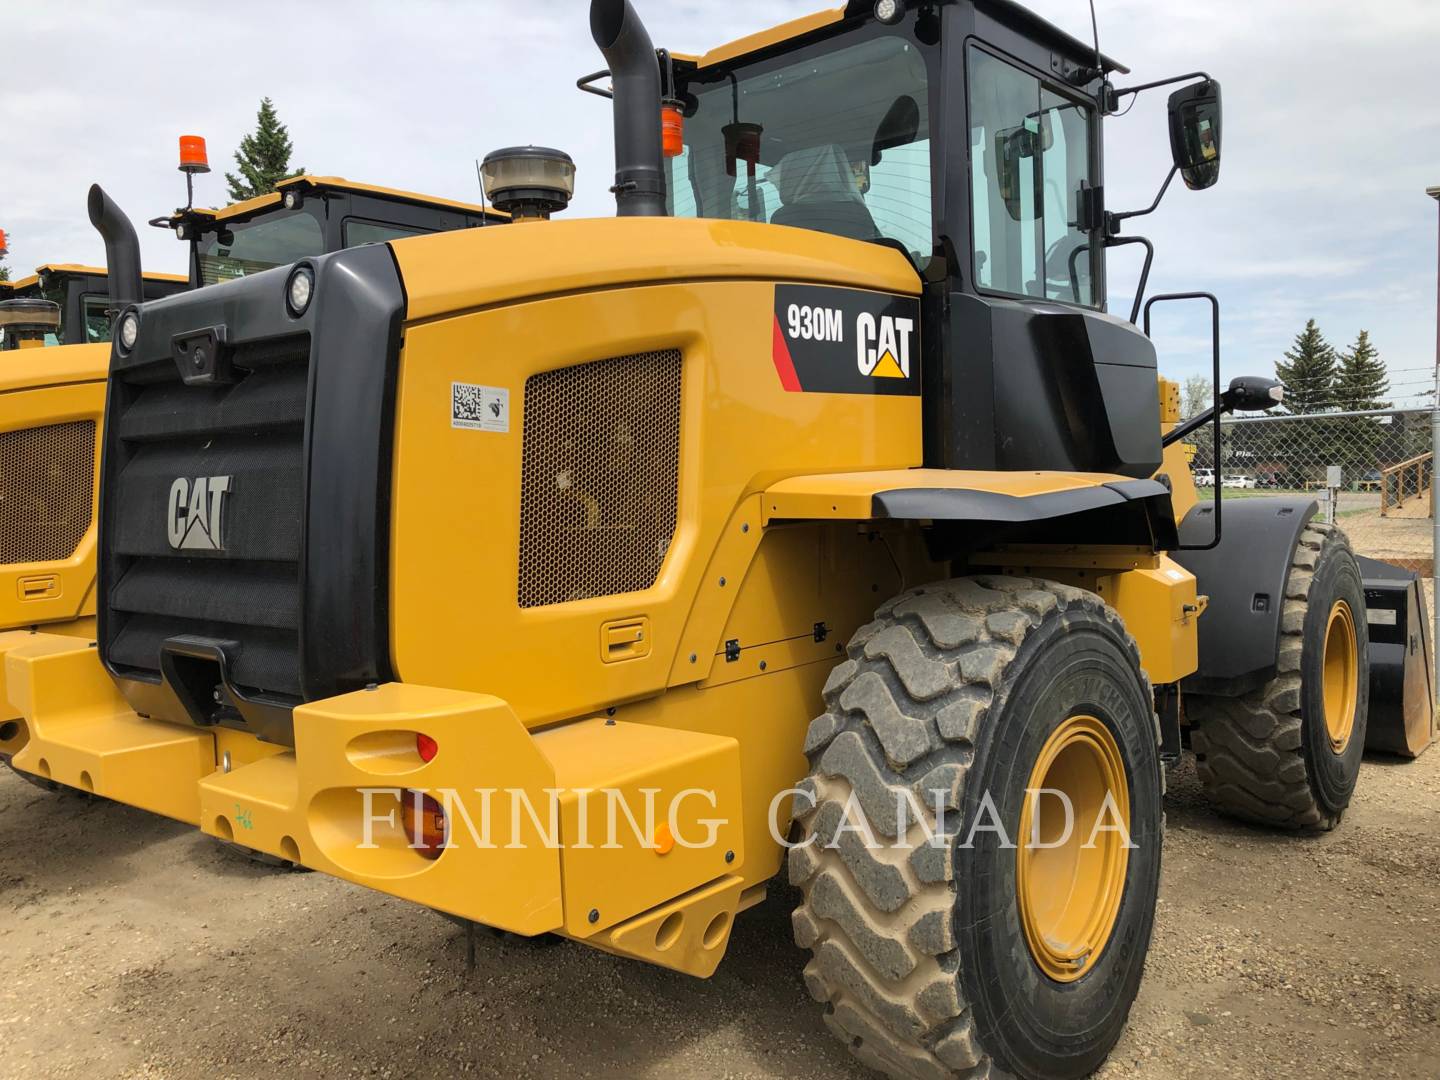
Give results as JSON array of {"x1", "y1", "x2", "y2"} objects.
[
  {"x1": 1222, "y1": 375, "x2": 1283, "y2": 413},
  {"x1": 1167, "y1": 79, "x2": 1222, "y2": 190},
  {"x1": 994, "y1": 115, "x2": 1050, "y2": 221}
]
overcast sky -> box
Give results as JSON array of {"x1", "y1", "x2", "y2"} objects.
[{"x1": 3, "y1": 0, "x2": 1436, "y2": 400}]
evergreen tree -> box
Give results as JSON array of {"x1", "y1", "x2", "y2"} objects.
[
  {"x1": 225, "y1": 98, "x2": 304, "y2": 202},
  {"x1": 1274, "y1": 319, "x2": 1336, "y2": 414},
  {"x1": 0, "y1": 235, "x2": 10, "y2": 282},
  {"x1": 1333, "y1": 330, "x2": 1391, "y2": 482},
  {"x1": 1333, "y1": 330, "x2": 1389, "y2": 412}
]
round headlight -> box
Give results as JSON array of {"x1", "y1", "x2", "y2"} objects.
[
  {"x1": 175, "y1": 223, "x2": 188, "y2": 241},
  {"x1": 283, "y1": 190, "x2": 299, "y2": 210},
  {"x1": 286, "y1": 267, "x2": 314, "y2": 316},
  {"x1": 118, "y1": 311, "x2": 139, "y2": 351},
  {"x1": 874, "y1": 0, "x2": 904, "y2": 24}
]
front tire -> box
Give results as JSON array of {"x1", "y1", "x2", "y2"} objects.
[
  {"x1": 790, "y1": 576, "x2": 1163, "y2": 1080},
  {"x1": 1188, "y1": 523, "x2": 1369, "y2": 830}
]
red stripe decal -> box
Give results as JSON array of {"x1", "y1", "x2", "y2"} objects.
[{"x1": 771, "y1": 314, "x2": 802, "y2": 392}]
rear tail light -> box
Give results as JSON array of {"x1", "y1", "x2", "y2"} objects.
[
  {"x1": 416, "y1": 733, "x2": 438, "y2": 763},
  {"x1": 401, "y1": 790, "x2": 447, "y2": 859}
]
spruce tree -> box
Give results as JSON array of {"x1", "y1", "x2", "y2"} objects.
[
  {"x1": 1274, "y1": 319, "x2": 1336, "y2": 414},
  {"x1": 0, "y1": 237, "x2": 10, "y2": 282},
  {"x1": 1333, "y1": 330, "x2": 1390, "y2": 482},
  {"x1": 1334, "y1": 330, "x2": 1389, "y2": 412},
  {"x1": 225, "y1": 98, "x2": 304, "y2": 202}
]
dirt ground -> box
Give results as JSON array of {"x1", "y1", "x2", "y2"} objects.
[{"x1": 2, "y1": 746, "x2": 1437, "y2": 1080}]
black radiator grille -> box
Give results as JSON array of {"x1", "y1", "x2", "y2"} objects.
[{"x1": 104, "y1": 336, "x2": 310, "y2": 698}]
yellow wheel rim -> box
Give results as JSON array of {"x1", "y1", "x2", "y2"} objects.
[
  {"x1": 1322, "y1": 600, "x2": 1359, "y2": 753},
  {"x1": 1017, "y1": 714, "x2": 1130, "y2": 984}
]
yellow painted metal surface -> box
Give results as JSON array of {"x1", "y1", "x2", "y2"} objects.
[
  {"x1": 1159, "y1": 436, "x2": 1199, "y2": 525},
  {"x1": 390, "y1": 273, "x2": 921, "y2": 731},
  {"x1": 388, "y1": 216, "x2": 919, "y2": 322},
  {"x1": 698, "y1": 6, "x2": 846, "y2": 68},
  {"x1": 4, "y1": 636, "x2": 212, "y2": 821},
  {"x1": 583, "y1": 874, "x2": 747, "y2": 977},
  {"x1": 1157, "y1": 377, "x2": 1181, "y2": 425},
  {"x1": 1096, "y1": 557, "x2": 1201, "y2": 685},
  {"x1": 1017, "y1": 713, "x2": 1130, "y2": 983},
  {"x1": 535, "y1": 718, "x2": 743, "y2": 937},
  {"x1": 763, "y1": 467, "x2": 1144, "y2": 522},
  {"x1": 28, "y1": 263, "x2": 187, "y2": 284},
  {"x1": 0, "y1": 340, "x2": 106, "y2": 394},
  {"x1": 0, "y1": 362, "x2": 104, "y2": 631}
]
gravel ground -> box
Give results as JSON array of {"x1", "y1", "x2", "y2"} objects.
[{"x1": 1, "y1": 748, "x2": 1437, "y2": 1080}]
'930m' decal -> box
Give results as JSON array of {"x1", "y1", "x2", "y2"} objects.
[{"x1": 772, "y1": 285, "x2": 920, "y2": 395}]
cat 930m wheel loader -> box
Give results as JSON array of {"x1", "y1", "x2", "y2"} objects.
[{"x1": 4, "y1": 1, "x2": 1419, "y2": 1077}]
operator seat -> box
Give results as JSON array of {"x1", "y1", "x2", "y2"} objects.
[{"x1": 769, "y1": 144, "x2": 880, "y2": 242}]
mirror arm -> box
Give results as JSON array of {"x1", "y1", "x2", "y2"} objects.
[
  {"x1": 1106, "y1": 70, "x2": 1212, "y2": 113},
  {"x1": 1106, "y1": 165, "x2": 1178, "y2": 234}
]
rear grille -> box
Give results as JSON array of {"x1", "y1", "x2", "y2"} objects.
[
  {"x1": 0, "y1": 420, "x2": 95, "y2": 565},
  {"x1": 517, "y1": 350, "x2": 682, "y2": 608},
  {"x1": 105, "y1": 336, "x2": 309, "y2": 697}
]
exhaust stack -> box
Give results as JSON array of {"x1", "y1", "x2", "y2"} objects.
[
  {"x1": 87, "y1": 184, "x2": 143, "y2": 314},
  {"x1": 590, "y1": 0, "x2": 665, "y2": 217}
]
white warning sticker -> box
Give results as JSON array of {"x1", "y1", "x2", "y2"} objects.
[{"x1": 451, "y1": 382, "x2": 509, "y2": 432}]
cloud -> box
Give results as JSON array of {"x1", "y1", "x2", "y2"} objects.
[{"x1": 2, "y1": 0, "x2": 1435, "y2": 390}]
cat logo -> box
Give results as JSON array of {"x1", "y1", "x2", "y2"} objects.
[
  {"x1": 856, "y1": 312, "x2": 915, "y2": 379},
  {"x1": 166, "y1": 475, "x2": 233, "y2": 551}
]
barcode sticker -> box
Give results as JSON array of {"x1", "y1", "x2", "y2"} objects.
[{"x1": 452, "y1": 382, "x2": 509, "y2": 432}]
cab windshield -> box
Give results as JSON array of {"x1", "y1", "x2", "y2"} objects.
[
  {"x1": 668, "y1": 31, "x2": 933, "y2": 266},
  {"x1": 195, "y1": 207, "x2": 325, "y2": 285}
]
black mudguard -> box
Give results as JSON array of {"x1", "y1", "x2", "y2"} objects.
[{"x1": 1171, "y1": 497, "x2": 1318, "y2": 696}]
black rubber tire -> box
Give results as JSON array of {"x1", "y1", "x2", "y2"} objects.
[
  {"x1": 790, "y1": 576, "x2": 1164, "y2": 1080},
  {"x1": 1188, "y1": 523, "x2": 1369, "y2": 831}
]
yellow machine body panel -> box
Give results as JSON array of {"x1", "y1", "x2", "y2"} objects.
[
  {"x1": 388, "y1": 218, "x2": 924, "y2": 735},
  {"x1": 0, "y1": 344, "x2": 105, "y2": 628}
]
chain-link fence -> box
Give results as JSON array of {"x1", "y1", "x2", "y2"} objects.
[{"x1": 1184, "y1": 408, "x2": 1435, "y2": 580}]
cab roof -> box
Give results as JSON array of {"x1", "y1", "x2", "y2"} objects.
[
  {"x1": 4, "y1": 264, "x2": 187, "y2": 291},
  {"x1": 168, "y1": 173, "x2": 506, "y2": 226},
  {"x1": 685, "y1": 0, "x2": 1127, "y2": 74}
]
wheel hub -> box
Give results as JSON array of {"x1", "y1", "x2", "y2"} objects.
[
  {"x1": 1322, "y1": 599, "x2": 1359, "y2": 752},
  {"x1": 1017, "y1": 714, "x2": 1130, "y2": 983}
]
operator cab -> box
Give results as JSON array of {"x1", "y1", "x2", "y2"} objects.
[
  {"x1": 0, "y1": 264, "x2": 185, "y2": 346},
  {"x1": 157, "y1": 174, "x2": 507, "y2": 289},
  {"x1": 660, "y1": 0, "x2": 1222, "y2": 477}
]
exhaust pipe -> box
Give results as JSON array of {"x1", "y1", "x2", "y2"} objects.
[
  {"x1": 590, "y1": 0, "x2": 665, "y2": 217},
  {"x1": 87, "y1": 184, "x2": 143, "y2": 313}
]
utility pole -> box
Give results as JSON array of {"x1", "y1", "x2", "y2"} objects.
[{"x1": 1429, "y1": 184, "x2": 1440, "y2": 689}]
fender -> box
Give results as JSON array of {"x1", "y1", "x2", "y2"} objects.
[
  {"x1": 1171, "y1": 496, "x2": 1318, "y2": 695},
  {"x1": 763, "y1": 468, "x2": 1178, "y2": 547}
]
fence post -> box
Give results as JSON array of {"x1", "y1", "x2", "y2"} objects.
[{"x1": 1429, "y1": 185, "x2": 1440, "y2": 691}]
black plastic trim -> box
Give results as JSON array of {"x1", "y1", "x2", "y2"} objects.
[
  {"x1": 1173, "y1": 496, "x2": 1318, "y2": 693},
  {"x1": 298, "y1": 243, "x2": 405, "y2": 700}
]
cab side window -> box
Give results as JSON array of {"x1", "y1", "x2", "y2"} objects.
[{"x1": 968, "y1": 45, "x2": 1096, "y2": 306}]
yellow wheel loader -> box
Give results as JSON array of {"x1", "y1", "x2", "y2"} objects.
[
  {"x1": 3, "y1": 2, "x2": 1428, "y2": 1078},
  {"x1": 0, "y1": 160, "x2": 503, "y2": 777}
]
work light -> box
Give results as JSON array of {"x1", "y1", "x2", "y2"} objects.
[
  {"x1": 118, "y1": 311, "x2": 139, "y2": 351},
  {"x1": 286, "y1": 266, "x2": 314, "y2": 317}
]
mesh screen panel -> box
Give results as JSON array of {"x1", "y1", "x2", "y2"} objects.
[
  {"x1": 0, "y1": 420, "x2": 95, "y2": 565},
  {"x1": 518, "y1": 350, "x2": 682, "y2": 608}
]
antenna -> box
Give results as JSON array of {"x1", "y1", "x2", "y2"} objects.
[{"x1": 1085, "y1": 0, "x2": 1115, "y2": 112}]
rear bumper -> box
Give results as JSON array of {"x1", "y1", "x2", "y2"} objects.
[{"x1": 3, "y1": 633, "x2": 747, "y2": 973}]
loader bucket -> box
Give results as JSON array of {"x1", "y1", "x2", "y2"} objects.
[{"x1": 1357, "y1": 556, "x2": 1438, "y2": 757}]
